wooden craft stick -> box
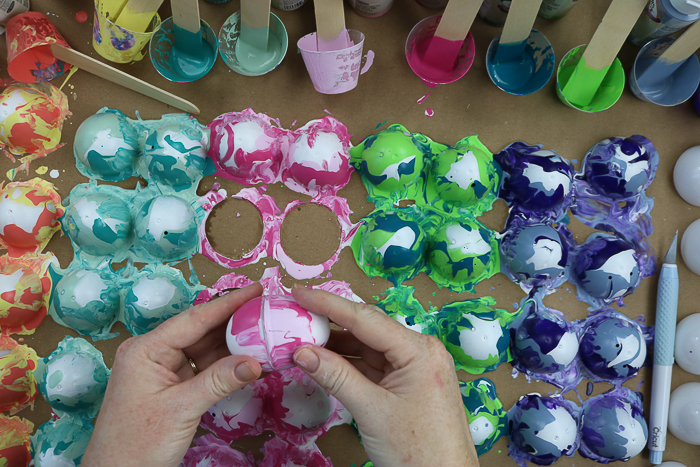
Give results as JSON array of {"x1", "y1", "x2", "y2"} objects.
[
  {"x1": 50, "y1": 44, "x2": 200, "y2": 114},
  {"x1": 434, "y1": 0, "x2": 481, "y2": 42},
  {"x1": 171, "y1": 0, "x2": 201, "y2": 35},
  {"x1": 115, "y1": 0, "x2": 165, "y2": 32},
  {"x1": 241, "y1": 0, "x2": 271, "y2": 51},
  {"x1": 314, "y1": 0, "x2": 349, "y2": 51},
  {"x1": 499, "y1": 0, "x2": 544, "y2": 45},
  {"x1": 657, "y1": 18, "x2": 700, "y2": 64}
]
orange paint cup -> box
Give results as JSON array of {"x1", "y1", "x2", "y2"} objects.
[{"x1": 6, "y1": 12, "x2": 71, "y2": 83}]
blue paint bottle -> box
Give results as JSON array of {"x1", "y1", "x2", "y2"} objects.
[{"x1": 628, "y1": 0, "x2": 700, "y2": 46}]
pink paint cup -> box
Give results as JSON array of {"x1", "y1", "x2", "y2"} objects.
[
  {"x1": 297, "y1": 30, "x2": 365, "y2": 94},
  {"x1": 405, "y1": 15, "x2": 475, "y2": 86},
  {"x1": 6, "y1": 12, "x2": 72, "y2": 83}
]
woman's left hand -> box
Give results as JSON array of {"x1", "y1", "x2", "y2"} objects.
[{"x1": 82, "y1": 283, "x2": 264, "y2": 467}]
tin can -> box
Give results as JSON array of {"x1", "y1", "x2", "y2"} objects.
[
  {"x1": 348, "y1": 0, "x2": 393, "y2": 17},
  {"x1": 538, "y1": 0, "x2": 580, "y2": 19},
  {"x1": 417, "y1": 0, "x2": 449, "y2": 8},
  {"x1": 272, "y1": 0, "x2": 307, "y2": 10},
  {"x1": 0, "y1": 0, "x2": 29, "y2": 34},
  {"x1": 479, "y1": 0, "x2": 511, "y2": 27},
  {"x1": 628, "y1": 0, "x2": 700, "y2": 46}
]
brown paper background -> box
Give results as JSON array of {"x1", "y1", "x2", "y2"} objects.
[{"x1": 2, "y1": 0, "x2": 700, "y2": 465}]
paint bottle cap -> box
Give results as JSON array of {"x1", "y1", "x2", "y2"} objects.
[{"x1": 670, "y1": 0, "x2": 700, "y2": 15}]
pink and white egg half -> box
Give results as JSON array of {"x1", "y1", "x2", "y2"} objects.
[{"x1": 226, "y1": 295, "x2": 330, "y2": 372}]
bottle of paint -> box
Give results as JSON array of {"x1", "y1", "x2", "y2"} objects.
[
  {"x1": 416, "y1": 0, "x2": 449, "y2": 8},
  {"x1": 628, "y1": 0, "x2": 700, "y2": 46},
  {"x1": 348, "y1": 0, "x2": 393, "y2": 17},
  {"x1": 271, "y1": 0, "x2": 307, "y2": 10},
  {"x1": 538, "y1": 0, "x2": 580, "y2": 19},
  {"x1": 478, "y1": 0, "x2": 512, "y2": 27},
  {"x1": 0, "y1": 0, "x2": 30, "y2": 34}
]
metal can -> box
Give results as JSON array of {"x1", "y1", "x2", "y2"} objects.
[
  {"x1": 538, "y1": 0, "x2": 580, "y2": 19},
  {"x1": 0, "y1": 0, "x2": 30, "y2": 33},
  {"x1": 348, "y1": 0, "x2": 394, "y2": 17},
  {"x1": 272, "y1": 0, "x2": 307, "y2": 11},
  {"x1": 416, "y1": 0, "x2": 449, "y2": 8},
  {"x1": 628, "y1": 0, "x2": 700, "y2": 46},
  {"x1": 478, "y1": 0, "x2": 511, "y2": 27}
]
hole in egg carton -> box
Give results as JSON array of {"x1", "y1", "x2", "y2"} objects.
[
  {"x1": 280, "y1": 204, "x2": 341, "y2": 266},
  {"x1": 206, "y1": 198, "x2": 263, "y2": 260},
  {"x1": 398, "y1": 199, "x2": 416, "y2": 207}
]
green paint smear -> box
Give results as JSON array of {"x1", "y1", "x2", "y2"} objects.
[{"x1": 557, "y1": 47, "x2": 625, "y2": 112}]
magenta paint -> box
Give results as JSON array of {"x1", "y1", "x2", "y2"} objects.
[
  {"x1": 425, "y1": 108, "x2": 434, "y2": 116},
  {"x1": 417, "y1": 91, "x2": 432, "y2": 103}
]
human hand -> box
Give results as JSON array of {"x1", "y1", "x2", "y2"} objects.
[
  {"x1": 290, "y1": 285, "x2": 478, "y2": 467},
  {"x1": 82, "y1": 284, "x2": 264, "y2": 467}
]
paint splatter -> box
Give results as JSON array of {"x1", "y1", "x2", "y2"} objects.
[
  {"x1": 324, "y1": 109, "x2": 332, "y2": 115},
  {"x1": 374, "y1": 119, "x2": 388, "y2": 130},
  {"x1": 417, "y1": 92, "x2": 432, "y2": 104},
  {"x1": 49, "y1": 170, "x2": 59, "y2": 178},
  {"x1": 76, "y1": 11, "x2": 88, "y2": 23},
  {"x1": 35, "y1": 166, "x2": 48, "y2": 175},
  {"x1": 425, "y1": 108, "x2": 434, "y2": 117},
  {"x1": 360, "y1": 50, "x2": 375, "y2": 75}
]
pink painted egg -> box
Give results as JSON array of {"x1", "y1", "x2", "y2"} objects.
[{"x1": 226, "y1": 295, "x2": 330, "y2": 372}]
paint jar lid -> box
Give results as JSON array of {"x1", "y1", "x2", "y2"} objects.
[{"x1": 671, "y1": 0, "x2": 700, "y2": 15}]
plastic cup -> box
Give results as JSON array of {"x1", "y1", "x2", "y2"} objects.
[
  {"x1": 5, "y1": 12, "x2": 71, "y2": 83},
  {"x1": 218, "y1": 11, "x2": 288, "y2": 76},
  {"x1": 149, "y1": 17, "x2": 219, "y2": 83},
  {"x1": 486, "y1": 29, "x2": 554, "y2": 95},
  {"x1": 556, "y1": 44, "x2": 625, "y2": 113},
  {"x1": 297, "y1": 29, "x2": 365, "y2": 94},
  {"x1": 629, "y1": 37, "x2": 700, "y2": 107},
  {"x1": 405, "y1": 15, "x2": 475, "y2": 86},
  {"x1": 92, "y1": 0, "x2": 161, "y2": 63}
]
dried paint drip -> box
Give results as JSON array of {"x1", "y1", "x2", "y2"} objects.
[
  {"x1": 0, "y1": 414, "x2": 33, "y2": 467},
  {"x1": 0, "y1": 83, "x2": 70, "y2": 180},
  {"x1": 506, "y1": 387, "x2": 647, "y2": 466},
  {"x1": 0, "y1": 335, "x2": 38, "y2": 414},
  {"x1": 350, "y1": 124, "x2": 500, "y2": 292},
  {"x1": 203, "y1": 110, "x2": 360, "y2": 280}
]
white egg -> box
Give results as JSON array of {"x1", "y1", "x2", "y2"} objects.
[
  {"x1": 674, "y1": 146, "x2": 700, "y2": 206},
  {"x1": 675, "y1": 313, "x2": 700, "y2": 375},
  {"x1": 657, "y1": 463, "x2": 688, "y2": 467},
  {"x1": 681, "y1": 218, "x2": 700, "y2": 276},
  {"x1": 668, "y1": 382, "x2": 700, "y2": 445}
]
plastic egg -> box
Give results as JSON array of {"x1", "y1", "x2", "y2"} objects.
[
  {"x1": 0, "y1": 185, "x2": 60, "y2": 249},
  {"x1": 513, "y1": 310, "x2": 579, "y2": 374},
  {"x1": 143, "y1": 122, "x2": 208, "y2": 187},
  {"x1": 52, "y1": 269, "x2": 120, "y2": 335},
  {"x1": 0, "y1": 83, "x2": 69, "y2": 157},
  {"x1": 460, "y1": 378, "x2": 506, "y2": 456},
  {"x1": 63, "y1": 193, "x2": 133, "y2": 256},
  {"x1": 674, "y1": 146, "x2": 700, "y2": 206},
  {"x1": 580, "y1": 389, "x2": 647, "y2": 461},
  {"x1": 574, "y1": 234, "x2": 640, "y2": 302},
  {"x1": 681, "y1": 218, "x2": 700, "y2": 276},
  {"x1": 269, "y1": 370, "x2": 334, "y2": 432},
  {"x1": 428, "y1": 219, "x2": 498, "y2": 287},
  {"x1": 134, "y1": 196, "x2": 198, "y2": 260},
  {"x1": 494, "y1": 143, "x2": 574, "y2": 211},
  {"x1": 284, "y1": 123, "x2": 352, "y2": 191},
  {"x1": 501, "y1": 224, "x2": 568, "y2": 287},
  {"x1": 123, "y1": 273, "x2": 190, "y2": 335},
  {"x1": 429, "y1": 139, "x2": 499, "y2": 209},
  {"x1": 507, "y1": 394, "x2": 578, "y2": 465},
  {"x1": 73, "y1": 110, "x2": 139, "y2": 181},
  {"x1": 579, "y1": 315, "x2": 646, "y2": 381},
  {"x1": 668, "y1": 382, "x2": 700, "y2": 445},
  {"x1": 226, "y1": 295, "x2": 330, "y2": 372},
  {"x1": 0, "y1": 335, "x2": 38, "y2": 414},
  {"x1": 675, "y1": 313, "x2": 700, "y2": 375},
  {"x1": 583, "y1": 136, "x2": 654, "y2": 199},
  {"x1": 36, "y1": 337, "x2": 110, "y2": 418},
  {"x1": 0, "y1": 415, "x2": 32, "y2": 467},
  {"x1": 355, "y1": 127, "x2": 425, "y2": 192},
  {"x1": 0, "y1": 264, "x2": 44, "y2": 329},
  {"x1": 361, "y1": 211, "x2": 426, "y2": 276},
  {"x1": 201, "y1": 384, "x2": 265, "y2": 442},
  {"x1": 31, "y1": 417, "x2": 93, "y2": 467}
]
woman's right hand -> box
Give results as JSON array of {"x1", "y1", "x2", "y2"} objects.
[{"x1": 291, "y1": 285, "x2": 479, "y2": 467}]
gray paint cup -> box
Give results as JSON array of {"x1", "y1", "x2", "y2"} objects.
[{"x1": 629, "y1": 37, "x2": 700, "y2": 106}]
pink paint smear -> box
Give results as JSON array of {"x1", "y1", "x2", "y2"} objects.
[
  {"x1": 425, "y1": 108, "x2": 434, "y2": 117},
  {"x1": 360, "y1": 50, "x2": 375, "y2": 75},
  {"x1": 417, "y1": 92, "x2": 432, "y2": 104}
]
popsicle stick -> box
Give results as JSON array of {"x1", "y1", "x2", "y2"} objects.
[
  {"x1": 241, "y1": 0, "x2": 271, "y2": 51},
  {"x1": 50, "y1": 44, "x2": 200, "y2": 114},
  {"x1": 115, "y1": 0, "x2": 165, "y2": 33},
  {"x1": 561, "y1": 0, "x2": 648, "y2": 106},
  {"x1": 314, "y1": 0, "x2": 350, "y2": 51},
  {"x1": 100, "y1": 0, "x2": 129, "y2": 20},
  {"x1": 423, "y1": 0, "x2": 481, "y2": 70},
  {"x1": 494, "y1": 0, "x2": 543, "y2": 63},
  {"x1": 171, "y1": 0, "x2": 202, "y2": 55},
  {"x1": 637, "y1": 19, "x2": 700, "y2": 87}
]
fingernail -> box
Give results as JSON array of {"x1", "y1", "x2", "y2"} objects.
[
  {"x1": 294, "y1": 347, "x2": 320, "y2": 373},
  {"x1": 234, "y1": 362, "x2": 256, "y2": 382},
  {"x1": 293, "y1": 283, "x2": 307, "y2": 291}
]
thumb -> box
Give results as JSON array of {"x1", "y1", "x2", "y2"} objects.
[
  {"x1": 177, "y1": 355, "x2": 262, "y2": 416},
  {"x1": 294, "y1": 345, "x2": 384, "y2": 418}
]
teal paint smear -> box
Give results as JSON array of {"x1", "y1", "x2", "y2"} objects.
[
  {"x1": 48, "y1": 370, "x2": 63, "y2": 389},
  {"x1": 31, "y1": 417, "x2": 93, "y2": 467},
  {"x1": 150, "y1": 18, "x2": 218, "y2": 82},
  {"x1": 173, "y1": 23, "x2": 202, "y2": 56}
]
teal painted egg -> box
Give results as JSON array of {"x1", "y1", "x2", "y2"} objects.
[
  {"x1": 356, "y1": 128, "x2": 425, "y2": 192},
  {"x1": 362, "y1": 211, "x2": 426, "y2": 276},
  {"x1": 133, "y1": 196, "x2": 198, "y2": 260},
  {"x1": 460, "y1": 378, "x2": 506, "y2": 456},
  {"x1": 143, "y1": 123, "x2": 208, "y2": 187},
  {"x1": 73, "y1": 110, "x2": 139, "y2": 181},
  {"x1": 63, "y1": 193, "x2": 133, "y2": 256},
  {"x1": 124, "y1": 273, "x2": 189, "y2": 335},
  {"x1": 53, "y1": 269, "x2": 120, "y2": 335}
]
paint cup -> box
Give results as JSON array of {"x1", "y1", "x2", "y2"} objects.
[
  {"x1": 92, "y1": 0, "x2": 161, "y2": 63},
  {"x1": 5, "y1": 12, "x2": 71, "y2": 83},
  {"x1": 272, "y1": 0, "x2": 307, "y2": 10},
  {"x1": 348, "y1": 0, "x2": 394, "y2": 17},
  {"x1": 405, "y1": 15, "x2": 476, "y2": 86},
  {"x1": 297, "y1": 29, "x2": 364, "y2": 94},
  {"x1": 629, "y1": 37, "x2": 700, "y2": 106},
  {"x1": 694, "y1": 85, "x2": 700, "y2": 115},
  {"x1": 149, "y1": 17, "x2": 219, "y2": 83},
  {"x1": 0, "y1": 0, "x2": 29, "y2": 34},
  {"x1": 479, "y1": 0, "x2": 512, "y2": 26},
  {"x1": 556, "y1": 44, "x2": 625, "y2": 112},
  {"x1": 486, "y1": 29, "x2": 555, "y2": 95},
  {"x1": 218, "y1": 11, "x2": 288, "y2": 76}
]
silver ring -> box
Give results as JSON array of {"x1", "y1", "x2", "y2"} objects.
[{"x1": 188, "y1": 358, "x2": 199, "y2": 375}]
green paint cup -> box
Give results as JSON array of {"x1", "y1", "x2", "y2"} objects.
[{"x1": 556, "y1": 44, "x2": 625, "y2": 113}]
